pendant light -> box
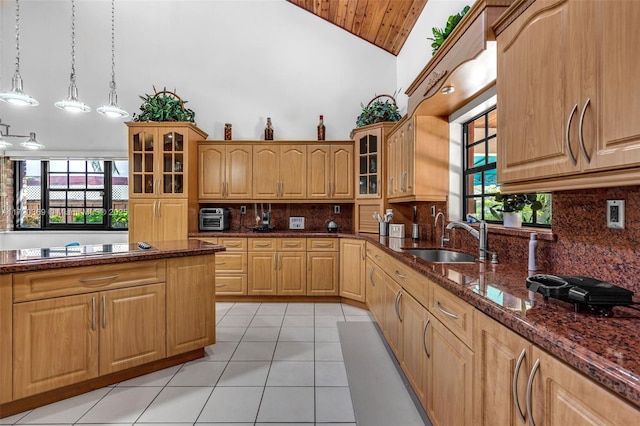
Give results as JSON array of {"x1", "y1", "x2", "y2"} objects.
[
  {"x1": 20, "y1": 133, "x2": 44, "y2": 150},
  {"x1": 55, "y1": 0, "x2": 91, "y2": 113},
  {"x1": 97, "y1": 0, "x2": 128, "y2": 118},
  {"x1": 0, "y1": 121, "x2": 44, "y2": 150},
  {"x1": 0, "y1": 136, "x2": 12, "y2": 149},
  {"x1": 0, "y1": 0, "x2": 39, "y2": 106}
]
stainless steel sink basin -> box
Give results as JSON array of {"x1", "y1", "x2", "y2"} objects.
[{"x1": 404, "y1": 249, "x2": 476, "y2": 263}]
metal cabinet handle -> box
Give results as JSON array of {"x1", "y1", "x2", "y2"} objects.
[
  {"x1": 102, "y1": 295, "x2": 106, "y2": 329},
  {"x1": 224, "y1": 181, "x2": 228, "y2": 198},
  {"x1": 255, "y1": 243, "x2": 270, "y2": 247},
  {"x1": 225, "y1": 242, "x2": 240, "y2": 247},
  {"x1": 215, "y1": 283, "x2": 227, "y2": 288},
  {"x1": 284, "y1": 242, "x2": 300, "y2": 247},
  {"x1": 157, "y1": 200, "x2": 162, "y2": 218},
  {"x1": 215, "y1": 261, "x2": 226, "y2": 265},
  {"x1": 526, "y1": 359, "x2": 541, "y2": 426},
  {"x1": 369, "y1": 266, "x2": 375, "y2": 287},
  {"x1": 422, "y1": 318, "x2": 431, "y2": 358},
  {"x1": 565, "y1": 104, "x2": 578, "y2": 166},
  {"x1": 389, "y1": 177, "x2": 394, "y2": 194},
  {"x1": 578, "y1": 98, "x2": 591, "y2": 163},
  {"x1": 91, "y1": 297, "x2": 96, "y2": 330},
  {"x1": 395, "y1": 270, "x2": 406, "y2": 279},
  {"x1": 79, "y1": 275, "x2": 119, "y2": 285},
  {"x1": 375, "y1": 255, "x2": 382, "y2": 261},
  {"x1": 316, "y1": 243, "x2": 331, "y2": 248},
  {"x1": 273, "y1": 254, "x2": 277, "y2": 270},
  {"x1": 394, "y1": 291, "x2": 401, "y2": 320},
  {"x1": 402, "y1": 171, "x2": 407, "y2": 192},
  {"x1": 361, "y1": 245, "x2": 365, "y2": 260},
  {"x1": 436, "y1": 301, "x2": 459, "y2": 319},
  {"x1": 396, "y1": 292, "x2": 403, "y2": 322},
  {"x1": 513, "y1": 348, "x2": 527, "y2": 424}
]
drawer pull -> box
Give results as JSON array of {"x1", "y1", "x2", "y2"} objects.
[
  {"x1": 215, "y1": 284, "x2": 227, "y2": 288},
  {"x1": 79, "y1": 274, "x2": 119, "y2": 285},
  {"x1": 374, "y1": 255, "x2": 382, "y2": 261},
  {"x1": 436, "y1": 301, "x2": 458, "y2": 319},
  {"x1": 315, "y1": 243, "x2": 331, "y2": 247},
  {"x1": 255, "y1": 243, "x2": 271, "y2": 247},
  {"x1": 422, "y1": 318, "x2": 430, "y2": 358},
  {"x1": 102, "y1": 295, "x2": 106, "y2": 329},
  {"x1": 578, "y1": 98, "x2": 592, "y2": 163},
  {"x1": 565, "y1": 104, "x2": 578, "y2": 166},
  {"x1": 225, "y1": 242, "x2": 240, "y2": 247},
  {"x1": 369, "y1": 266, "x2": 375, "y2": 287},
  {"x1": 513, "y1": 348, "x2": 527, "y2": 424},
  {"x1": 526, "y1": 359, "x2": 541, "y2": 426},
  {"x1": 91, "y1": 297, "x2": 96, "y2": 331},
  {"x1": 395, "y1": 270, "x2": 407, "y2": 279},
  {"x1": 215, "y1": 262, "x2": 226, "y2": 265},
  {"x1": 284, "y1": 242, "x2": 301, "y2": 247}
]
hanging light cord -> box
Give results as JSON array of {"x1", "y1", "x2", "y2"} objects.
[
  {"x1": 69, "y1": 0, "x2": 77, "y2": 84},
  {"x1": 13, "y1": 0, "x2": 21, "y2": 77},
  {"x1": 110, "y1": 0, "x2": 116, "y2": 89}
]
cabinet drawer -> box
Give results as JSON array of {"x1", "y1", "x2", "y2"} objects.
[
  {"x1": 219, "y1": 237, "x2": 247, "y2": 251},
  {"x1": 249, "y1": 238, "x2": 276, "y2": 251},
  {"x1": 14, "y1": 260, "x2": 167, "y2": 302},
  {"x1": 307, "y1": 238, "x2": 338, "y2": 251},
  {"x1": 429, "y1": 284, "x2": 474, "y2": 347},
  {"x1": 214, "y1": 253, "x2": 247, "y2": 273},
  {"x1": 365, "y1": 242, "x2": 387, "y2": 266},
  {"x1": 215, "y1": 274, "x2": 247, "y2": 295},
  {"x1": 277, "y1": 238, "x2": 306, "y2": 251},
  {"x1": 386, "y1": 255, "x2": 429, "y2": 308}
]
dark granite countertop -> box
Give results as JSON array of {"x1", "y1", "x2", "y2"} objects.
[
  {"x1": 0, "y1": 240, "x2": 226, "y2": 273},
  {"x1": 190, "y1": 230, "x2": 640, "y2": 408}
]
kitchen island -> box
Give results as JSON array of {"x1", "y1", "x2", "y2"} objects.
[{"x1": 0, "y1": 240, "x2": 224, "y2": 418}]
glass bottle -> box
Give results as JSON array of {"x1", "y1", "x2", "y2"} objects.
[
  {"x1": 317, "y1": 115, "x2": 326, "y2": 140},
  {"x1": 264, "y1": 117, "x2": 274, "y2": 140},
  {"x1": 224, "y1": 123, "x2": 232, "y2": 140}
]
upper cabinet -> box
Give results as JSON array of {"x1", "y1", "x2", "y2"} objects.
[
  {"x1": 352, "y1": 124, "x2": 392, "y2": 199},
  {"x1": 198, "y1": 143, "x2": 252, "y2": 200},
  {"x1": 253, "y1": 144, "x2": 307, "y2": 199},
  {"x1": 495, "y1": 0, "x2": 640, "y2": 192},
  {"x1": 127, "y1": 123, "x2": 208, "y2": 199},
  {"x1": 386, "y1": 116, "x2": 449, "y2": 203},
  {"x1": 306, "y1": 143, "x2": 354, "y2": 200}
]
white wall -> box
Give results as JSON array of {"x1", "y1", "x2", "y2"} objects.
[{"x1": 0, "y1": 0, "x2": 398, "y2": 157}]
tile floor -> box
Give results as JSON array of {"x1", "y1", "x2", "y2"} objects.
[{"x1": 1, "y1": 302, "x2": 377, "y2": 425}]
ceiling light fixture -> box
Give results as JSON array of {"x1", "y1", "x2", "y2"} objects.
[
  {"x1": 97, "y1": 0, "x2": 128, "y2": 118},
  {"x1": 441, "y1": 85, "x2": 455, "y2": 95},
  {"x1": 55, "y1": 0, "x2": 91, "y2": 113},
  {"x1": 0, "y1": 120, "x2": 44, "y2": 150},
  {"x1": 0, "y1": 0, "x2": 39, "y2": 106}
]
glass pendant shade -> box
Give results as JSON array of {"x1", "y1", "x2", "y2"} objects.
[
  {"x1": 97, "y1": 82, "x2": 128, "y2": 118},
  {"x1": 55, "y1": 77, "x2": 91, "y2": 113},
  {"x1": 20, "y1": 132, "x2": 44, "y2": 150},
  {"x1": 0, "y1": 137, "x2": 13, "y2": 149}
]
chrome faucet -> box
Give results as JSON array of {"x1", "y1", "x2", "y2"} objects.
[
  {"x1": 434, "y1": 212, "x2": 448, "y2": 247},
  {"x1": 446, "y1": 220, "x2": 489, "y2": 261}
]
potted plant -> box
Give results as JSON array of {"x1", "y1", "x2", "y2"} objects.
[
  {"x1": 132, "y1": 86, "x2": 196, "y2": 123},
  {"x1": 355, "y1": 94, "x2": 403, "y2": 128},
  {"x1": 492, "y1": 193, "x2": 543, "y2": 228}
]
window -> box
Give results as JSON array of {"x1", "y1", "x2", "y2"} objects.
[
  {"x1": 462, "y1": 107, "x2": 551, "y2": 226},
  {"x1": 15, "y1": 160, "x2": 129, "y2": 230}
]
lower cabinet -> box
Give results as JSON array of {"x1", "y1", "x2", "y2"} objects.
[
  {"x1": 382, "y1": 277, "x2": 403, "y2": 357},
  {"x1": 277, "y1": 251, "x2": 307, "y2": 296},
  {"x1": 248, "y1": 239, "x2": 307, "y2": 296},
  {"x1": 365, "y1": 258, "x2": 385, "y2": 323},
  {"x1": 339, "y1": 239, "x2": 366, "y2": 302},
  {"x1": 400, "y1": 291, "x2": 429, "y2": 408},
  {"x1": 13, "y1": 283, "x2": 166, "y2": 399},
  {"x1": 128, "y1": 198, "x2": 188, "y2": 243},
  {"x1": 307, "y1": 251, "x2": 339, "y2": 296}
]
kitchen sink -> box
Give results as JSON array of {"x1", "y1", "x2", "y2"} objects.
[{"x1": 404, "y1": 249, "x2": 476, "y2": 263}]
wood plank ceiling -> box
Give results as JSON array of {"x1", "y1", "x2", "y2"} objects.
[{"x1": 286, "y1": 0, "x2": 429, "y2": 56}]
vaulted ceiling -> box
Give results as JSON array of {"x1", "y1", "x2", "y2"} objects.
[{"x1": 286, "y1": 0, "x2": 428, "y2": 56}]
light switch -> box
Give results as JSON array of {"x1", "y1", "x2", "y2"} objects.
[
  {"x1": 606, "y1": 200, "x2": 625, "y2": 229},
  {"x1": 289, "y1": 217, "x2": 305, "y2": 230}
]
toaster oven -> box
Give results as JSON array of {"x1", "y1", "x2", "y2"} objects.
[{"x1": 199, "y1": 208, "x2": 230, "y2": 231}]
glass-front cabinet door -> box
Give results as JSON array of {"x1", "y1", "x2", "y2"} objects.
[
  {"x1": 358, "y1": 134, "x2": 379, "y2": 198},
  {"x1": 161, "y1": 130, "x2": 185, "y2": 196},
  {"x1": 131, "y1": 128, "x2": 156, "y2": 197}
]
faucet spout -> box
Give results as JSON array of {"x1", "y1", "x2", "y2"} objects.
[
  {"x1": 434, "y1": 212, "x2": 448, "y2": 248},
  {"x1": 445, "y1": 220, "x2": 489, "y2": 261}
]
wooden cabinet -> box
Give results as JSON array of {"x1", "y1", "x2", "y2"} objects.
[
  {"x1": 198, "y1": 143, "x2": 252, "y2": 200},
  {"x1": 166, "y1": 256, "x2": 216, "y2": 356},
  {"x1": 365, "y1": 258, "x2": 385, "y2": 324},
  {"x1": 400, "y1": 292, "x2": 429, "y2": 407},
  {"x1": 382, "y1": 277, "x2": 403, "y2": 357},
  {"x1": 339, "y1": 239, "x2": 366, "y2": 302},
  {"x1": 496, "y1": 0, "x2": 640, "y2": 191},
  {"x1": 386, "y1": 115, "x2": 448, "y2": 203},
  {"x1": 307, "y1": 144, "x2": 354, "y2": 200},
  {"x1": 307, "y1": 238, "x2": 339, "y2": 296},
  {"x1": 127, "y1": 123, "x2": 207, "y2": 242},
  {"x1": 248, "y1": 238, "x2": 306, "y2": 295},
  {"x1": 213, "y1": 238, "x2": 248, "y2": 296},
  {"x1": 253, "y1": 145, "x2": 306, "y2": 199},
  {"x1": 128, "y1": 198, "x2": 188, "y2": 243},
  {"x1": 352, "y1": 124, "x2": 393, "y2": 199},
  {"x1": 13, "y1": 283, "x2": 166, "y2": 399}
]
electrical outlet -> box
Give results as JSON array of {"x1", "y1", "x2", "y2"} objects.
[
  {"x1": 334, "y1": 205, "x2": 340, "y2": 214},
  {"x1": 431, "y1": 205, "x2": 436, "y2": 217},
  {"x1": 289, "y1": 217, "x2": 305, "y2": 229},
  {"x1": 607, "y1": 200, "x2": 625, "y2": 229},
  {"x1": 240, "y1": 205, "x2": 247, "y2": 215}
]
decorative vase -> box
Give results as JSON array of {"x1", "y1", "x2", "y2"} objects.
[{"x1": 503, "y1": 212, "x2": 522, "y2": 228}]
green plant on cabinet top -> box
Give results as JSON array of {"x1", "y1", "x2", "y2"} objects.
[
  {"x1": 427, "y1": 5, "x2": 471, "y2": 56},
  {"x1": 132, "y1": 86, "x2": 195, "y2": 123}
]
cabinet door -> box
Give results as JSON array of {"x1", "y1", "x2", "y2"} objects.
[
  {"x1": 156, "y1": 199, "x2": 188, "y2": 242},
  {"x1": 387, "y1": 132, "x2": 398, "y2": 196},
  {"x1": 198, "y1": 144, "x2": 226, "y2": 199},
  {"x1": 365, "y1": 259, "x2": 385, "y2": 324},
  {"x1": 530, "y1": 346, "x2": 639, "y2": 426},
  {"x1": 307, "y1": 145, "x2": 331, "y2": 199},
  {"x1": 382, "y1": 278, "x2": 402, "y2": 357},
  {"x1": 307, "y1": 252, "x2": 339, "y2": 296},
  {"x1": 474, "y1": 312, "x2": 531, "y2": 426},
  {"x1": 339, "y1": 239, "x2": 366, "y2": 302},
  {"x1": 277, "y1": 252, "x2": 306, "y2": 295},
  {"x1": 166, "y1": 256, "x2": 216, "y2": 356},
  {"x1": 13, "y1": 293, "x2": 98, "y2": 398},
  {"x1": 158, "y1": 127, "x2": 188, "y2": 197},
  {"x1": 356, "y1": 130, "x2": 381, "y2": 199},
  {"x1": 584, "y1": 2, "x2": 640, "y2": 171},
  {"x1": 100, "y1": 284, "x2": 166, "y2": 375},
  {"x1": 279, "y1": 145, "x2": 307, "y2": 199},
  {"x1": 331, "y1": 145, "x2": 354, "y2": 199},
  {"x1": 128, "y1": 199, "x2": 157, "y2": 243},
  {"x1": 248, "y1": 252, "x2": 277, "y2": 295},
  {"x1": 401, "y1": 119, "x2": 415, "y2": 195},
  {"x1": 426, "y1": 317, "x2": 474, "y2": 426},
  {"x1": 226, "y1": 145, "x2": 253, "y2": 199},
  {"x1": 129, "y1": 127, "x2": 157, "y2": 198},
  {"x1": 253, "y1": 146, "x2": 279, "y2": 198},
  {"x1": 497, "y1": 0, "x2": 581, "y2": 184},
  {"x1": 401, "y1": 293, "x2": 428, "y2": 407}
]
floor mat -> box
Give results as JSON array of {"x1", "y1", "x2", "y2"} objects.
[{"x1": 338, "y1": 321, "x2": 431, "y2": 426}]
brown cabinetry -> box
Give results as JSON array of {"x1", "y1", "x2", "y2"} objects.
[
  {"x1": 365, "y1": 258, "x2": 385, "y2": 324},
  {"x1": 307, "y1": 238, "x2": 339, "y2": 296},
  {"x1": 307, "y1": 144, "x2": 354, "y2": 200},
  {"x1": 386, "y1": 115, "x2": 449, "y2": 203},
  {"x1": 339, "y1": 239, "x2": 366, "y2": 302},
  {"x1": 496, "y1": 0, "x2": 640, "y2": 192},
  {"x1": 198, "y1": 143, "x2": 252, "y2": 200},
  {"x1": 248, "y1": 238, "x2": 306, "y2": 295},
  {"x1": 253, "y1": 145, "x2": 307, "y2": 199},
  {"x1": 127, "y1": 123, "x2": 207, "y2": 242}
]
